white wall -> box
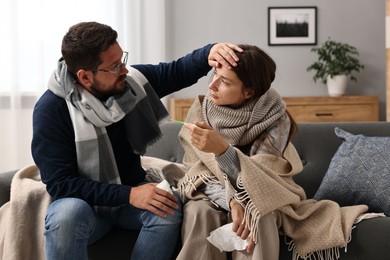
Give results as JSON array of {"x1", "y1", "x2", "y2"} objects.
[
  {"x1": 165, "y1": 0, "x2": 386, "y2": 119},
  {"x1": 0, "y1": 104, "x2": 35, "y2": 172},
  {"x1": 0, "y1": 0, "x2": 168, "y2": 173}
]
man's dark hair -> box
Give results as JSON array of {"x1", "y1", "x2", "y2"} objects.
[{"x1": 61, "y1": 22, "x2": 118, "y2": 77}]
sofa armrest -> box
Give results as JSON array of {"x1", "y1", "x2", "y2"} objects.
[{"x1": 0, "y1": 170, "x2": 18, "y2": 207}]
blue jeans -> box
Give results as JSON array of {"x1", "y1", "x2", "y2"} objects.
[{"x1": 44, "y1": 195, "x2": 183, "y2": 260}]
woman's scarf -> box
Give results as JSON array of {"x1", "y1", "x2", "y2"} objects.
[
  {"x1": 202, "y1": 88, "x2": 286, "y2": 146},
  {"x1": 47, "y1": 59, "x2": 168, "y2": 184},
  {"x1": 178, "y1": 90, "x2": 368, "y2": 259}
]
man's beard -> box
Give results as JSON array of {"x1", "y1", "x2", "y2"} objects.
[{"x1": 91, "y1": 75, "x2": 127, "y2": 100}]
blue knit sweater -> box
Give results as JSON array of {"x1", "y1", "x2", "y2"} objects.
[{"x1": 31, "y1": 44, "x2": 213, "y2": 207}]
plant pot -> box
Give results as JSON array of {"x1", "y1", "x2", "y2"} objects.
[{"x1": 326, "y1": 75, "x2": 348, "y2": 96}]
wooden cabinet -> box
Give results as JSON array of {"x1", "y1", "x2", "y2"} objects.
[
  {"x1": 169, "y1": 98, "x2": 195, "y2": 122},
  {"x1": 169, "y1": 96, "x2": 379, "y2": 123},
  {"x1": 283, "y1": 96, "x2": 379, "y2": 122}
]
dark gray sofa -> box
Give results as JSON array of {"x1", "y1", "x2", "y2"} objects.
[{"x1": 1, "y1": 121, "x2": 390, "y2": 260}]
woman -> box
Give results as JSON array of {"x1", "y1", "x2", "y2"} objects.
[{"x1": 176, "y1": 44, "x2": 368, "y2": 260}]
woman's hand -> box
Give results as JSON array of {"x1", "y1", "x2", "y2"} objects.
[
  {"x1": 230, "y1": 199, "x2": 255, "y2": 253},
  {"x1": 208, "y1": 43, "x2": 243, "y2": 69},
  {"x1": 184, "y1": 121, "x2": 229, "y2": 156}
]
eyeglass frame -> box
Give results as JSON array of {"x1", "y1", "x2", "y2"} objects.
[{"x1": 92, "y1": 51, "x2": 128, "y2": 77}]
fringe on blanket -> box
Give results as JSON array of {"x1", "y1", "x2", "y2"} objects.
[
  {"x1": 177, "y1": 172, "x2": 220, "y2": 201},
  {"x1": 285, "y1": 212, "x2": 387, "y2": 260},
  {"x1": 284, "y1": 225, "x2": 354, "y2": 260},
  {"x1": 285, "y1": 236, "x2": 342, "y2": 260},
  {"x1": 234, "y1": 175, "x2": 262, "y2": 244},
  {"x1": 236, "y1": 174, "x2": 358, "y2": 260}
]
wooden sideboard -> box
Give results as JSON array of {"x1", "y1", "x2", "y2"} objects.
[
  {"x1": 169, "y1": 96, "x2": 379, "y2": 123},
  {"x1": 283, "y1": 96, "x2": 379, "y2": 122}
]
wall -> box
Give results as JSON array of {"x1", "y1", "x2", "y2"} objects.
[
  {"x1": 0, "y1": 95, "x2": 37, "y2": 172},
  {"x1": 0, "y1": 0, "x2": 385, "y2": 172},
  {"x1": 0, "y1": 0, "x2": 168, "y2": 172},
  {"x1": 0, "y1": 103, "x2": 35, "y2": 172},
  {"x1": 165, "y1": 0, "x2": 386, "y2": 120}
]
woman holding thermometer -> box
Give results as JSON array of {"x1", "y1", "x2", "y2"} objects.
[{"x1": 176, "y1": 44, "x2": 368, "y2": 260}]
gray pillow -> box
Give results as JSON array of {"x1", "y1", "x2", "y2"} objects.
[{"x1": 313, "y1": 127, "x2": 390, "y2": 215}]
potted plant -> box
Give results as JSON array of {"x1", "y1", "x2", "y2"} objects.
[{"x1": 307, "y1": 38, "x2": 365, "y2": 96}]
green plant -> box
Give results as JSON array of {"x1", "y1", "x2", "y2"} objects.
[{"x1": 307, "y1": 38, "x2": 364, "y2": 84}]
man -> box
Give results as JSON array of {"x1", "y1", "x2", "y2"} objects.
[{"x1": 31, "y1": 21, "x2": 241, "y2": 260}]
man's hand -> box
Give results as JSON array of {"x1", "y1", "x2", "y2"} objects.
[
  {"x1": 184, "y1": 121, "x2": 229, "y2": 156},
  {"x1": 230, "y1": 199, "x2": 255, "y2": 253},
  {"x1": 129, "y1": 183, "x2": 179, "y2": 218},
  {"x1": 208, "y1": 43, "x2": 243, "y2": 69}
]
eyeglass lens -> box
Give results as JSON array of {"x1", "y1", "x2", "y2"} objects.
[{"x1": 114, "y1": 52, "x2": 129, "y2": 76}]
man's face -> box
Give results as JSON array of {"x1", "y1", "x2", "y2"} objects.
[{"x1": 89, "y1": 42, "x2": 129, "y2": 99}]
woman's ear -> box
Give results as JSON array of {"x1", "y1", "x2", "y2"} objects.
[{"x1": 244, "y1": 89, "x2": 254, "y2": 99}]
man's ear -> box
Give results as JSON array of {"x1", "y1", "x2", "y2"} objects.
[{"x1": 77, "y1": 69, "x2": 94, "y2": 89}]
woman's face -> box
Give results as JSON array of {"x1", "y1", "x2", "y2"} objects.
[{"x1": 208, "y1": 67, "x2": 253, "y2": 107}]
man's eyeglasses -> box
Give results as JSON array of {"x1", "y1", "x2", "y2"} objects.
[{"x1": 93, "y1": 51, "x2": 128, "y2": 77}]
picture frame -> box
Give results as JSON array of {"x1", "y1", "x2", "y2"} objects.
[{"x1": 268, "y1": 6, "x2": 317, "y2": 46}]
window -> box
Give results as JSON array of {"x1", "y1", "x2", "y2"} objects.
[{"x1": 0, "y1": 0, "x2": 126, "y2": 95}]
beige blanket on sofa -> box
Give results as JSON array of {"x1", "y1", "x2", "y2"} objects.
[
  {"x1": 177, "y1": 97, "x2": 371, "y2": 259},
  {"x1": 0, "y1": 165, "x2": 49, "y2": 260},
  {"x1": 0, "y1": 160, "x2": 183, "y2": 260}
]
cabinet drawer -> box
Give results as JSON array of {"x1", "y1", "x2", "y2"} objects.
[
  {"x1": 287, "y1": 104, "x2": 377, "y2": 122},
  {"x1": 169, "y1": 98, "x2": 194, "y2": 122},
  {"x1": 169, "y1": 96, "x2": 379, "y2": 123}
]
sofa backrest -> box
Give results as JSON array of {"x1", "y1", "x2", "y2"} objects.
[
  {"x1": 145, "y1": 122, "x2": 185, "y2": 163},
  {"x1": 146, "y1": 121, "x2": 390, "y2": 199}
]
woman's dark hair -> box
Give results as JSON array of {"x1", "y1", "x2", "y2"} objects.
[
  {"x1": 61, "y1": 22, "x2": 118, "y2": 78},
  {"x1": 232, "y1": 44, "x2": 276, "y2": 99},
  {"x1": 233, "y1": 44, "x2": 297, "y2": 141}
]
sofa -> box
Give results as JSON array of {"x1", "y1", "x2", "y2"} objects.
[{"x1": 1, "y1": 121, "x2": 390, "y2": 260}]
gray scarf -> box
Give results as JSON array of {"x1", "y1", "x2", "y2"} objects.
[
  {"x1": 202, "y1": 88, "x2": 286, "y2": 146},
  {"x1": 48, "y1": 59, "x2": 168, "y2": 184}
]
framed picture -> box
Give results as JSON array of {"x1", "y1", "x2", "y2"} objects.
[{"x1": 268, "y1": 6, "x2": 317, "y2": 46}]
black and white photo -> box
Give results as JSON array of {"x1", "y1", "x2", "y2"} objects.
[{"x1": 268, "y1": 6, "x2": 317, "y2": 46}]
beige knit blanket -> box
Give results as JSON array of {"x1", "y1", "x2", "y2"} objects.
[
  {"x1": 177, "y1": 97, "x2": 369, "y2": 258},
  {"x1": 0, "y1": 165, "x2": 49, "y2": 260},
  {"x1": 0, "y1": 160, "x2": 184, "y2": 260}
]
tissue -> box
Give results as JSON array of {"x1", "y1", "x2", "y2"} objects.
[
  {"x1": 207, "y1": 223, "x2": 248, "y2": 252},
  {"x1": 156, "y1": 179, "x2": 173, "y2": 194}
]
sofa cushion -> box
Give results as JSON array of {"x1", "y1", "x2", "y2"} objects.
[
  {"x1": 313, "y1": 127, "x2": 390, "y2": 215},
  {"x1": 145, "y1": 122, "x2": 184, "y2": 163},
  {"x1": 0, "y1": 170, "x2": 18, "y2": 207}
]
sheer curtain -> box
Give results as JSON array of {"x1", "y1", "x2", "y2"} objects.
[{"x1": 0, "y1": 0, "x2": 167, "y2": 172}]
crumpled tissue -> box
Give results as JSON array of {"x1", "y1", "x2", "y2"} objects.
[
  {"x1": 207, "y1": 223, "x2": 248, "y2": 252},
  {"x1": 156, "y1": 179, "x2": 173, "y2": 194}
]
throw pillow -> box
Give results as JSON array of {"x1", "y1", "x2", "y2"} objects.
[{"x1": 313, "y1": 127, "x2": 390, "y2": 216}]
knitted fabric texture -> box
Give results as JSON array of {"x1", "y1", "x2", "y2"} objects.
[
  {"x1": 178, "y1": 94, "x2": 368, "y2": 259},
  {"x1": 202, "y1": 88, "x2": 286, "y2": 146}
]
